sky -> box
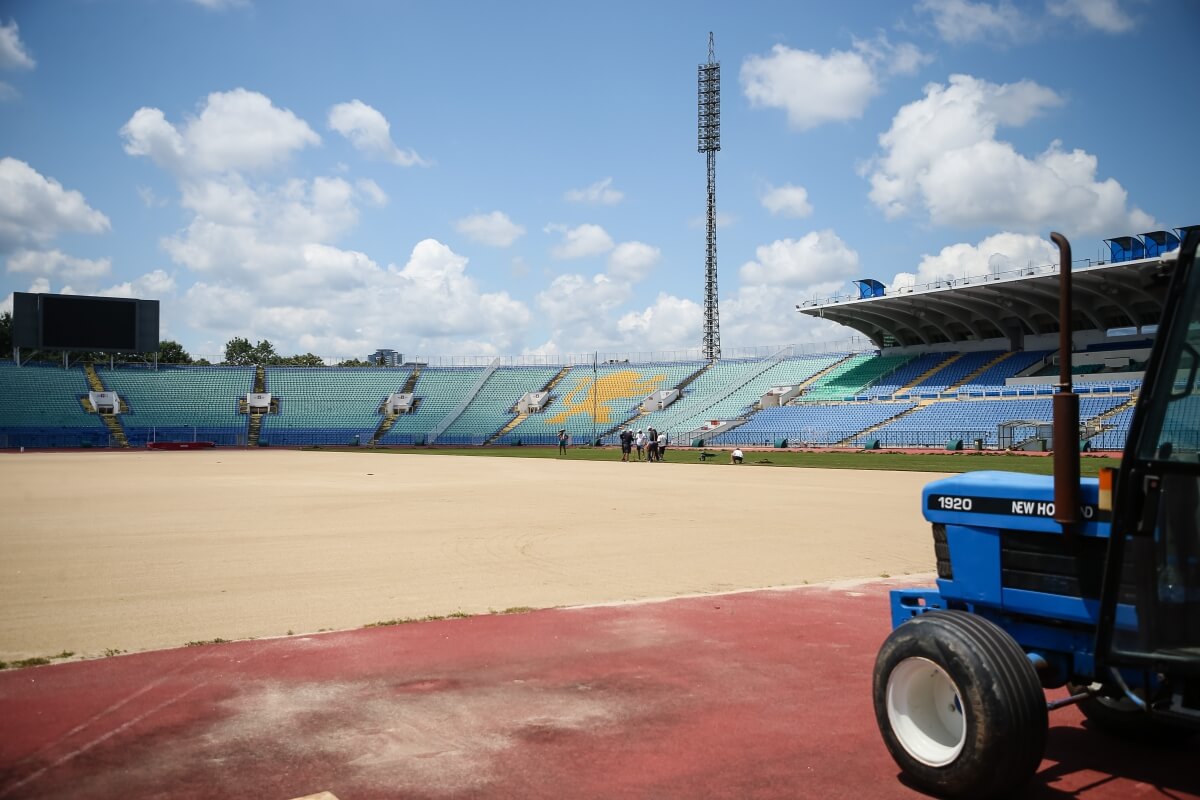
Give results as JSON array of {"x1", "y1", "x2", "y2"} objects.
[{"x1": 0, "y1": 0, "x2": 1196, "y2": 362}]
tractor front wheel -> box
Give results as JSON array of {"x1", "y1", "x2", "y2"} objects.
[{"x1": 873, "y1": 611, "x2": 1048, "y2": 799}]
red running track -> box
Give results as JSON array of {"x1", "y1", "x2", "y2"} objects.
[{"x1": 1, "y1": 580, "x2": 1196, "y2": 800}]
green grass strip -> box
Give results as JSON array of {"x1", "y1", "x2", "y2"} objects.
[{"x1": 307, "y1": 445, "x2": 1117, "y2": 477}]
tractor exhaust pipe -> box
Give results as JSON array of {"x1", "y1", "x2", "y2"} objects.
[{"x1": 1051, "y1": 232, "x2": 1081, "y2": 533}]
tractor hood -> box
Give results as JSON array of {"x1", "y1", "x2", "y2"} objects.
[{"x1": 923, "y1": 470, "x2": 1106, "y2": 537}]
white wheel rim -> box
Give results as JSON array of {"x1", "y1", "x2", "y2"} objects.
[{"x1": 886, "y1": 656, "x2": 967, "y2": 767}]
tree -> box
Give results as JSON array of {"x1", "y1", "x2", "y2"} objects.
[
  {"x1": 223, "y1": 337, "x2": 255, "y2": 366},
  {"x1": 0, "y1": 311, "x2": 10, "y2": 356},
  {"x1": 280, "y1": 353, "x2": 325, "y2": 367},
  {"x1": 223, "y1": 337, "x2": 280, "y2": 365},
  {"x1": 252, "y1": 339, "x2": 280, "y2": 365},
  {"x1": 337, "y1": 357, "x2": 371, "y2": 367},
  {"x1": 157, "y1": 340, "x2": 192, "y2": 364}
]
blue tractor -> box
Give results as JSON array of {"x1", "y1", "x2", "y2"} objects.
[{"x1": 873, "y1": 230, "x2": 1200, "y2": 798}]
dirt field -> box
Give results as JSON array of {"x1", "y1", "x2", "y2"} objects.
[{"x1": 0, "y1": 450, "x2": 945, "y2": 661}]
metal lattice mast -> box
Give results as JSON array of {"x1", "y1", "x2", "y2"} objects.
[{"x1": 697, "y1": 32, "x2": 721, "y2": 360}]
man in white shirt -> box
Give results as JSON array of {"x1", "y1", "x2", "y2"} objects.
[{"x1": 731, "y1": 448, "x2": 744, "y2": 464}]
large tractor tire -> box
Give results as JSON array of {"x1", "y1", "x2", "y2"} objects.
[
  {"x1": 873, "y1": 611, "x2": 1048, "y2": 799},
  {"x1": 1066, "y1": 682, "x2": 1197, "y2": 742}
]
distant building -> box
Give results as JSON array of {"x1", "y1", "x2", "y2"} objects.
[{"x1": 368, "y1": 348, "x2": 403, "y2": 367}]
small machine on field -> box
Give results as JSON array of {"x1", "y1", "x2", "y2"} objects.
[{"x1": 872, "y1": 230, "x2": 1200, "y2": 798}]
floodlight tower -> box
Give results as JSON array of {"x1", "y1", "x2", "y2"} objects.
[{"x1": 698, "y1": 32, "x2": 722, "y2": 360}]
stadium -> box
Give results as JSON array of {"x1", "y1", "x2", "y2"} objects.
[
  {"x1": 2, "y1": 6, "x2": 1197, "y2": 796},
  {"x1": 1, "y1": 226, "x2": 1190, "y2": 456},
  {"x1": 3, "y1": 249, "x2": 1198, "y2": 799}
]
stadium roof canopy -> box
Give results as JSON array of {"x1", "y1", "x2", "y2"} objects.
[{"x1": 798, "y1": 255, "x2": 1171, "y2": 349}]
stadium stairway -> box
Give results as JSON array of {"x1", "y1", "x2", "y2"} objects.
[
  {"x1": 484, "y1": 366, "x2": 571, "y2": 445},
  {"x1": 898, "y1": 353, "x2": 963, "y2": 394},
  {"x1": 1085, "y1": 395, "x2": 1140, "y2": 442},
  {"x1": 489, "y1": 411, "x2": 529, "y2": 444},
  {"x1": 247, "y1": 412, "x2": 263, "y2": 446},
  {"x1": 789, "y1": 353, "x2": 862, "y2": 402},
  {"x1": 674, "y1": 361, "x2": 715, "y2": 394},
  {"x1": 241, "y1": 366, "x2": 269, "y2": 446},
  {"x1": 83, "y1": 363, "x2": 105, "y2": 394},
  {"x1": 542, "y1": 365, "x2": 572, "y2": 394},
  {"x1": 83, "y1": 363, "x2": 128, "y2": 448},
  {"x1": 834, "y1": 403, "x2": 923, "y2": 446},
  {"x1": 365, "y1": 365, "x2": 430, "y2": 445},
  {"x1": 943, "y1": 351, "x2": 1013, "y2": 392},
  {"x1": 370, "y1": 407, "x2": 399, "y2": 446},
  {"x1": 401, "y1": 366, "x2": 421, "y2": 395}
]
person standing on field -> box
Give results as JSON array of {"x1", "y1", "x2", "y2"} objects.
[
  {"x1": 620, "y1": 428, "x2": 634, "y2": 461},
  {"x1": 647, "y1": 427, "x2": 659, "y2": 462},
  {"x1": 558, "y1": 429, "x2": 568, "y2": 455},
  {"x1": 635, "y1": 430, "x2": 645, "y2": 461}
]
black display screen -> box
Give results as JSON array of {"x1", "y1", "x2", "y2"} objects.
[{"x1": 41, "y1": 295, "x2": 138, "y2": 351}]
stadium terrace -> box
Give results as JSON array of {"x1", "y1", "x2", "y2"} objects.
[{"x1": 1, "y1": 227, "x2": 1191, "y2": 454}]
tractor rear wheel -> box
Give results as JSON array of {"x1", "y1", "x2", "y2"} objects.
[{"x1": 873, "y1": 611, "x2": 1048, "y2": 799}]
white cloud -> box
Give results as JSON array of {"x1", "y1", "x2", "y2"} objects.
[
  {"x1": 188, "y1": 0, "x2": 250, "y2": 8},
  {"x1": 6, "y1": 249, "x2": 111, "y2": 282},
  {"x1": 121, "y1": 108, "x2": 187, "y2": 168},
  {"x1": 741, "y1": 44, "x2": 878, "y2": 130},
  {"x1": 456, "y1": 211, "x2": 525, "y2": 247},
  {"x1": 328, "y1": 99, "x2": 427, "y2": 167},
  {"x1": 121, "y1": 96, "x2": 528, "y2": 356},
  {"x1": 916, "y1": 0, "x2": 1026, "y2": 44},
  {"x1": 865, "y1": 74, "x2": 1151, "y2": 234},
  {"x1": 546, "y1": 223, "x2": 614, "y2": 260},
  {"x1": 564, "y1": 177, "x2": 623, "y2": 205},
  {"x1": 136, "y1": 185, "x2": 169, "y2": 208},
  {"x1": 1047, "y1": 0, "x2": 1136, "y2": 33},
  {"x1": 184, "y1": 282, "x2": 257, "y2": 331},
  {"x1": 720, "y1": 284, "x2": 851, "y2": 349},
  {"x1": 121, "y1": 89, "x2": 320, "y2": 174},
  {"x1": 0, "y1": 158, "x2": 111, "y2": 253},
  {"x1": 852, "y1": 34, "x2": 933, "y2": 77},
  {"x1": 164, "y1": 176, "x2": 362, "y2": 281},
  {"x1": 883, "y1": 41, "x2": 933, "y2": 76},
  {"x1": 738, "y1": 230, "x2": 860, "y2": 293},
  {"x1": 134, "y1": 269, "x2": 177, "y2": 296},
  {"x1": 355, "y1": 178, "x2": 388, "y2": 207},
  {"x1": 531, "y1": 239, "x2": 681, "y2": 353},
  {"x1": 0, "y1": 20, "x2": 35, "y2": 71},
  {"x1": 367, "y1": 240, "x2": 530, "y2": 355},
  {"x1": 608, "y1": 242, "x2": 660, "y2": 282},
  {"x1": 615, "y1": 294, "x2": 702, "y2": 346},
  {"x1": 889, "y1": 232, "x2": 1058, "y2": 289},
  {"x1": 97, "y1": 269, "x2": 177, "y2": 299},
  {"x1": 761, "y1": 184, "x2": 813, "y2": 218},
  {"x1": 180, "y1": 239, "x2": 531, "y2": 358},
  {"x1": 700, "y1": 230, "x2": 864, "y2": 347},
  {"x1": 717, "y1": 230, "x2": 862, "y2": 348},
  {"x1": 533, "y1": 272, "x2": 634, "y2": 352}
]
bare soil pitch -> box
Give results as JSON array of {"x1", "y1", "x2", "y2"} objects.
[{"x1": 0, "y1": 450, "x2": 945, "y2": 660}]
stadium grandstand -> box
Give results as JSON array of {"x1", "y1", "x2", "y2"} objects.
[{"x1": 1, "y1": 226, "x2": 1191, "y2": 452}]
